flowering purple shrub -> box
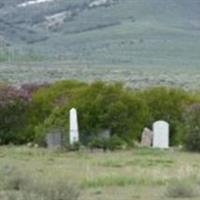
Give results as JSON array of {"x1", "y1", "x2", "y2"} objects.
[
  {"x1": 0, "y1": 84, "x2": 40, "y2": 144},
  {"x1": 20, "y1": 83, "x2": 49, "y2": 97}
]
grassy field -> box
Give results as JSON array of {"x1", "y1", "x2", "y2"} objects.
[
  {"x1": 1, "y1": 62, "x2": 200, "y2": 90},
  {"x1": 0, "y1": 146, "x2": 200, "y2": 200}
]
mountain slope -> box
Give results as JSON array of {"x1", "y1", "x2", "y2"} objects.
[{"x1": 0, "y1": 0, "x2": 200, "y2": 67}]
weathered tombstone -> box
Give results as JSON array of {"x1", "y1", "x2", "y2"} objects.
[
  {"x1": 98, "y1": 129, "x2": 111, "y2": 140},
  {"x1": 69, "y1": 108, "x2": 79, "y2": 145},
  {"x1": 46, "y1": 129, "x2": 63, "y2": 149},
  {"x1": 153, "y1": 120, "x2": 169, "y2": 148},
  {"x1": 141, "y1": 127, "x2": 153, "y2": 147}
]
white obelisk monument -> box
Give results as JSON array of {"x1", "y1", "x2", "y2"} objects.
[{"x1": 69, "y1": 108, "x2": 79, "y2": 145}]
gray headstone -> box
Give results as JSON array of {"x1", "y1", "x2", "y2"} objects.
[
  {"x1": 98, "y1": 129, "x2": 111, "y2": 139},
  {"x1": 69, "y1": 108, "x2": 79, "y2": 145},
  {"x1": 153, "y1": 120, "x2": 169, "y2": 148},
  {"x1": 141, "y1": 127, "x2": 153, "y2": 147},
  {"x1": 46, "y1": 130, "x2": 62, "y2": 149}
]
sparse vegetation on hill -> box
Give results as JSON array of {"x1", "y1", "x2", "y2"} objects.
[{"x1": 1, "y1": 0, "x2": 200, "y2": 68}]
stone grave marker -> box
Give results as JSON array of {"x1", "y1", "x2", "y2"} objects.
[
  {"x1": 98, "y1": 129, "x2": 111, "y2": 140},
  {"x1": 141, "y1": 127, "x2": 153, "y2": 147},
  {"x1": 69, "y1": 108, "x2": 79, "y2": 145},
  {"x1": 46, "y1": 129, "x2": 63, "y2": 149},
  {"x1": 153, "y1": 120, "x2": 169, "y2": 148}
]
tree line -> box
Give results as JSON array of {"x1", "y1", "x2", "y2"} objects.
[{"x1": 0, "y1": 80, "x2": 200, "y2": 151}]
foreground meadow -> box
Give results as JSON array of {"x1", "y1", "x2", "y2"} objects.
[{"x1": 0, "y1": 147, "x2": 200, "y2": 200}]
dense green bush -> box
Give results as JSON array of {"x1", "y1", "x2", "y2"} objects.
[
  {"x1": 0, "y1": 83, "x2": 50, "y2": 144},
  {"x1": 29, "y1": 80, "x2": 86, "y2": 124},
  {"x1": 0, "y1": 85, "x2": 30, "y2": 144},
  {"x1": 28, "y1": 81, "x2": 200, "y2": 146},
  {"x1": 1, "y1": 80, "x2": 200, "y2": 147},
  {"x1": 88, "y1": 135, "x2": 127, "y2": 151},
  {"x1": 72, "y1": 82, "x2": 149, "y2": 142},
  {"x1": 183, "y1": 104, "x2": 200, "y2": 152},
  {"x1": 139, "y1": 87, "x2": 192, "y2": 144},
  {"x1": 38, "y1": 81, "x2": 149, "y2": 145},
  {"x1": 26, "y1": 80, "x2": 87, "y2": 142}
]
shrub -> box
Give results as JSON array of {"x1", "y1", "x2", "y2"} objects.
[
  {"x1": 21, "y1": 83, "x2": 49, "y2": 96},
  {"x1": 3, "y1": 172, "x2": 28, "y2": 191},
  {"x1": 183, "y1": 104, "x2": 200, "y2": 152},
  {"x1": 88, "y1": 135, "x2": 127, "y2": 151},
  {"x1": 2, "y1": 168, "x2": 80, "y2": 200},
  {"x1": 69, "y1": 81, "x2": 148, "y2": 141},
  {"x1": 107, "y1": 135, "x2": 127, "y2": 150},
  {"x1": 3, "y1": 181, "x2": 80, "y2": 200},
  {"x1": 1, "y1": 80, "x2": 200, "y2": 146},
  {"x1": 29, "y1": 180, "x2": 80, "y2": 200},
  {"x1": 166, "y1": 180, "x2": 197, "y2": 198},
  {"x1": 0, "y1": 85, "x2": 30, "y2": 144},
  {"x1": 30, "y1": 80, "x2": 87, "y2": 139},
  {"x1": 140, "y1": 87, "x2": 191, "y2": 144},
  {"x1": 88, "y1": 138, "x2": 103, "y2": 150},
  {"x1": 69, "y1": 141, "x2": 81, "y2": 151},
  {"x1": 36, "y1": 83, "x2": 199, "y2": 147},
  {"x1": 32, "y1": 80, "x2": 86, "y2": 111},
  {"x1": 38, "y1": 81, "x2": 149, "y2": 145}
]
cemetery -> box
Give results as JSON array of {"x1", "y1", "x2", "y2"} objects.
[
  {"x1": 0, "y1": 80, "x2": 200, "y2": 200},
  {"x1": 47, "y1": 108, "x2": 170, "y2": 150},
  {"x1": 0, "y1": 1, "x2": 200, "y2": 199}
]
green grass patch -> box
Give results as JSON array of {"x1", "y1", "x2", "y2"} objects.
[{"x1": 82, "y1": 175, "x2": 166, "y2": 188}]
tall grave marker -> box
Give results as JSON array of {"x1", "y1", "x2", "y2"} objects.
[{"x1": 69, "y1": 108, "x2": 79, "y2": 145}]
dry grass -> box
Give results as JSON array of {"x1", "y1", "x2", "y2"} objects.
[{"x1": 0, "y1": 146, "x2": 200, "y2": 200}]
